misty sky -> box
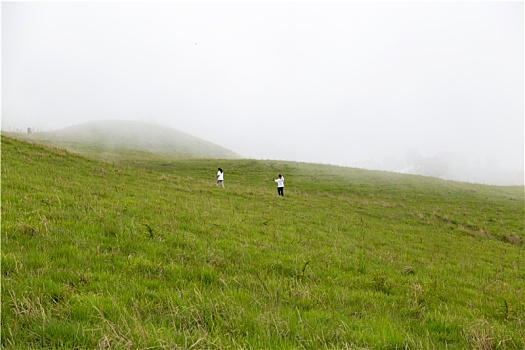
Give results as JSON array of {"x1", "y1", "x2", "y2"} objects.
[{"x1": 2, "y1": 1, "x2": 524, "y2": 178}]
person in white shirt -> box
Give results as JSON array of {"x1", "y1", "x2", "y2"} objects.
[
  {"x1": 216, "y1": 168, "x2": 224, "y2": 188},
  {"x1": 273, "y1": 174, "x2": 284, "y2": 196}
]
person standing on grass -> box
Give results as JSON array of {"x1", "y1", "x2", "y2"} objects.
[
  {"x1": 216, "y1": 167, "x2": 225, "y2": 188},
  {"x1": 273, "y1": 174, "x2": 284, "y2": 196}
]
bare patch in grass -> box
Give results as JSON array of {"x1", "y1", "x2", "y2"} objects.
[{"x1": 502, "y1": 234, "x2": 523, "y2": 246}]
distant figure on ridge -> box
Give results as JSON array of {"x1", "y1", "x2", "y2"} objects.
[
  {"x1": 216, "y1": 168, "x2": 224, "y2": 188},
  {"x1": 273, "y1": 174, "x2": 284, "y2": 196}
]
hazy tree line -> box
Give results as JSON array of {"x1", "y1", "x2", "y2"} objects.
[{"x1": 365, "y1": 148, "x2": 524, "y2": 186}]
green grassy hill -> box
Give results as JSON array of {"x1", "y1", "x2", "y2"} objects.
[
  {"x1": 1, "y1": 135, "x2": 524, "y2": 349},
  {"x1": 5, "y1": 120, "x2": 240, "y2": 162}
]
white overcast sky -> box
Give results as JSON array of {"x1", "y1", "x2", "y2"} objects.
[{"x1": 2, "y1": 1, "x2": 524, "y2": 174}]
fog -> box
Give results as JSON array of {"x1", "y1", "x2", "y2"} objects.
[{"x1": 2, "y1": 1, "x2": 524, "y2": 185}]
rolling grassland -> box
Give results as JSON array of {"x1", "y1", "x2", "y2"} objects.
[{"x1": 1, "y1": 135, "x2": 524, "y2": 349}]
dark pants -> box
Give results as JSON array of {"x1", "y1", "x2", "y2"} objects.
[{"x1": 277, "y1": 187, "x2": 284, "y2": 196}]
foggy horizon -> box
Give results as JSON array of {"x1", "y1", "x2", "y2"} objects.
[{"x1": 2, "y1": 1, "x2": 524, "y2": 185}]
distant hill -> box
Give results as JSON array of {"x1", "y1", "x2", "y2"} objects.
[{"x1": 5, "y1": 120, "x2": 241, "y2": 161}]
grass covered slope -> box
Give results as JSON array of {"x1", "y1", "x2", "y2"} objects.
[
  {"x1": 6, "y1": 120, "x2": 240, "y2": 161},
  {"x1": 1, "y1": 135, "x2": 524, "y2": 349}
]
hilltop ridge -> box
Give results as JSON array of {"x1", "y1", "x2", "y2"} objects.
[{"x1": 5, "y1": 120, "x2": 241, "y2": 161}]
